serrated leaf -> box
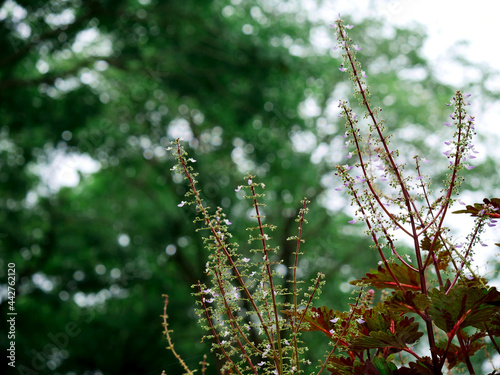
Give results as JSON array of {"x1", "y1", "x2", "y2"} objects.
[
  {"x1": 350, "y1": 263, "x2": 420, "y2": 291},
  {"x1": 428, "y1": 284, "x2": 500, "y2": 334},
  {"x1": 420, "y1": 236, "x2": 451, "y2": 270},
  {"x1": 385, "y1": 290, "x2": 430, "y2": 315},
  {"x1": 420, "y1": 235, "x2": 442, "y2": 252},
  {"x1": 351, "y1": 305, "x2": 423, "y2": 352},
  {"x1": 371, "y1": 356, "x2": 398, "y2": 375},
  {"x1": 282, "y1": 306, "x2": 339, "y2": 335}
]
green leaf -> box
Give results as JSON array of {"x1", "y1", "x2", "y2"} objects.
[
  {"x1": 372, "y1": 356, "x2": 398, "y2": 375},
  {"x1": 350, "y1": 263, "x2": 420, "y2": 291},
  {"x1": 420, "y1": 235, "x2": 442, "y2": 252},
  {"x1": 428, "y1": 283, "x2": 500, "y2": 334},
  {"x1": 385, "y1": 290, "x2": 430, "y2": 315},
  {"x1": 351, "y1": 305, "x2": 423, "y2": 352},
  {"x1": 419, "y1": 236, "x2": 450, "y2": 270}
]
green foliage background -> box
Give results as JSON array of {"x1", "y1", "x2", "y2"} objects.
[{"x1": 0, "y1": 0, "x2": 498, "y2": 374}]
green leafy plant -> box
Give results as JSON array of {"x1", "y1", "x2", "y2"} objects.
[{"x1": 164, "y1": 17, "x2": 500, "y2": 374}]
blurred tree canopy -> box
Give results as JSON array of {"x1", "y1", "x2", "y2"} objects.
[{"x1": 0, "y1": 0, "x2": 498, "y2": 374}]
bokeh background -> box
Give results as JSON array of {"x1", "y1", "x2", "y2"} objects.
[{"x1": 1, "y1": 0, "x2": 499, "y2": 374}]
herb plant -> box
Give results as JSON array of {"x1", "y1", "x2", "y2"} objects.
[{"x1": 163, "y1": 17, "x2": 500, "y2": 375}]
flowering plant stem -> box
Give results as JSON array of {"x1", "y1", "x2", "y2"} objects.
[{"x1": 163, "y1": 16, "x2": 500, "y2": 375}]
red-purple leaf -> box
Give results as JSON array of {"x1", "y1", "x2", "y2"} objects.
[
  {"x1": 352, "y1": 306, "x2": 423, "y2": 352},
  {"x1": 350, "y1": 263, "x2": 420, "y2": 291},
  {"x1": 282, "y1": 306, "x2": 341, "y2": 336}
]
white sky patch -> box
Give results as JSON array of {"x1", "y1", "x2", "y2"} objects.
[
  {"x1": 311, "y1": 142, "x2": 329, "y2": 164},
  {"x1": 36, "y1": 60, "x2": 49, "y2": 74},
  {"x1": 117, "y1": 233, "x2": 130, "y2": 247},
  {"x1": 0, "y1": 0, "x2": 27, "y2": 22},
  {"x1": 15, "y1": 21, "x2": 30, "y2": 39},
  {"x1": 397, "y1": 66, "x2": 427, "y2": 81},
  {"x1": 35, "y1": 151, "x2": 100, "y2": 192},
  {"x1": 167, "y1": 118, "x2": 194, "y2": 141},
  {"x1": 32, "y1": 272, "x2": 54, "y2": 292},
  {"x1": 231, "y1": 138, "x2": 256, "y2": 173},
  {"x1": 289, "y1": 43, "x2": 307, "y2": 57},
  {"x1": 310, "y1": 25, "x2": 333, "y2": 54},
  {"x1": 73, "y1": 288, "x2": 119, "y2": 307},
  {"x1": 299, "y1": 96, "x2": 322, "y2": 118},
  {"x1": 44, "y1": 8, "x2": 75, "y2": 26},
  {"x1": 72, "y1": 28, "x2": 100, "y2": 53},
  {"x1": 291, "y1": 130, "x2": 317, "y2": 153},
  {"x1": 72, "y1": 27, "x2": 113, "y2": 57},
  {"x1": 54, "y1": 76, "x2": 81, "y2": 93}
]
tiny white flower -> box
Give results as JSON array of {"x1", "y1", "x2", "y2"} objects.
[
  {"x1": 248, "y1": 179, "x2": 253, "y2": 185},
  {"x1": 243, "y1": 257, "x2": 250, "y2": 263},
  {"x1": 177, "y1": 201, "x2": 187, "y2": 207}
]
